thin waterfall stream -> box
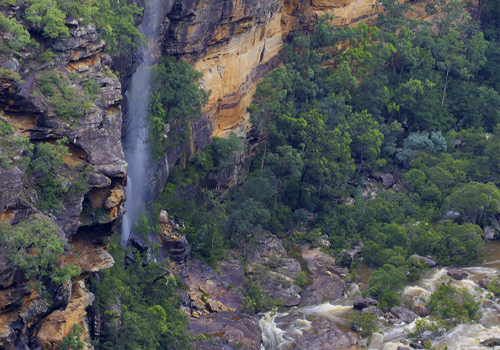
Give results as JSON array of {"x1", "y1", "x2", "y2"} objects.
[
  {"x1": 121, "y1": 0, "x2": 162, "y2": 244},
  {"x1": 261, "y1": 241, "x2": 500, "y2": 349}
]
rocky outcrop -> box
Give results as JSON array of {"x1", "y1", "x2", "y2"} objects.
[
  {"x1": 157, "y1": 210, "x2": 191, "y2": 261},
  {"x1": 177, "y1": 259, "x2": 262, "y2": 350},
  {"x1": 0, "y1": 17, "x2": 125, "y2": 349},
  {"x1": 353, "y1": 298, "x2": 378, "y2": 310},
  {"x1": 299, "y1": 244, "x2": 347, "y2": 306},
  {"x1": 286, "y1": 317, "x2": 359, "y2": 349},
  {"x1": 391, "y1": 307, "x2": 418, "y2": 324},
  {"x1": 409, "y1": 303, "x2": 430, "y2": 318},
  {"x1": 244, "y1": 232, "x2": 303, "y2": 307},
  {"x1": 447, "y1": 269, "x2": 469, "y2": 281},
  {"x1": 411, "y1": 255, "x2": 438, "y2": 268}
]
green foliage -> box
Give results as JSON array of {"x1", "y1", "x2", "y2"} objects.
[
  {"x1": 89, "y1": 235, "x2": 190, "y2": 350},
  {"x1": 364, "y1": 264, "x2": 406, "y2": 306},
  {"x1": 60, "y1": 324, "x2": 85, "y2": 350},
  {"x1": 0, "y1": 117, "x2": 33, "y2": 169},
  {"x1": 0, "y1": 216, "x2": 80, "y2": 295},
  {"x1": 242, "y1": 281, "x2": 283, "y2": 314},
  {"x1": 37, "y1": 71, "x2": 87, "y2": 120},
  {"x1": 0, "y1": 67, "x2": 21, "y2": 81},
  {"x1": 38, "y1": 50, "x2": 54, "y2": 63},
  {"x1": 428, "y1": 281, "x2": 481, "y2": 324},
  {"x1": 349, "y1": 311, "x2": 379, "y2": 337},
  {"x1": 23, "y1": 0, "x2": 144, "y2": 55},
  {"x1": 294, "y1": 271, "x2": 308, "y2": 287},
  {"x1": 149, "y1": 57, "x2": 210, "y2": 160},
  {"x1": 0, "y1": 12, "x2": 36, "y2": 54},
  {"x1": 30, "y1": 138, "x2": 90, "y2": 213},
  {"x1": 83, "y1": 78, "x2": 101, "y2": 102}
]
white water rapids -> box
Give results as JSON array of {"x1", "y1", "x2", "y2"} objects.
[{"x1": 260, "y1": 241, "x2": 500, "y2": 349}]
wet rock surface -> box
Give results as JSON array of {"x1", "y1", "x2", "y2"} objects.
[
  {"x1": 178, "y1": 258, "x2": 261, "y2": 350},
  {"x1": 244, "y1": 231, "x2": 302, "y2": 306},
  {"x1": 447, "y1": 269, "x2": 469, "y2": 280},
  {"x1": 409, "y1": 303, "x2": 430, "y2": 317},
  {"x1": 411, "y1": 255, "x2": 438, "y2": 268},
  {"x1": 391, "y1": 307, "x2": 418, "y2": 324},
  {"x1": 361, "y1": 306, "x2": 384, "y2": 317},
  {"x1": 299, "y1": 244, "x2": 346, "y2": 306},
  {"x1": 286, "y1": 317, "x2": 359, "y2": 349},
  {"x1": 354, "y1": 298, "x2": 378, "y2": 310},
  {"x1": 479, "y1": 278, "x2": 492, "y2": 288}
]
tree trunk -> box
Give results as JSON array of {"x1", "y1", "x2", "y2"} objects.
[{"x1": 441, "y1": 66, "x2": 450, "y2": 109}]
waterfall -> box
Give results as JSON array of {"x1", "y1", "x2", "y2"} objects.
[{"x1": 121, "y1": 0, "x2": 162, "y2": 245}]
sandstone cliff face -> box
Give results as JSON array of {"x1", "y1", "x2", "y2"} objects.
[
  {"x1": 0, "y1": 18, "x2": 124, "y2": 349},
  {"x1": 157, "y1": 0, "x2": 379, "y2": 143}
]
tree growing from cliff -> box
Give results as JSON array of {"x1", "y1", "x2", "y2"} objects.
[
  {"x1": 0, "y1": 216, "x2": 80, "y2": 295},
  {"x1": 149, "y1": 57, "x2": 210, "y2": 160}
]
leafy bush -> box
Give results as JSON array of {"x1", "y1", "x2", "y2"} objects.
[
  {"x1": 349, "y1": 311, "x2": 379, "y2": 337},
  {"x1": 428, "y1": 281, "x2": 481, "y2": 324},
  {"x1": 0, "y1": 216, "x2": 80, "y2": 295},
  {"x1": 83, "y1": 78, "x2": 101, "y2": 102},
  {"x1": 242, "y1": 282, "x2": 283, "y2": 314},
  {"x1": 60, "y1": 324, "x2": 84, "y2": 350},
  {"x1": 38, "y1": 50, "x2": 54, "y2": 62},
  {"x1": 148, "y1": 57, "x2": 210, "y2": 160},
  {"x1": 30, "y1": 139, "x2": 90, "y2": 213},
  {"x1": 0, "y1": 67, "x2": 21, "y2": 81},
  {"x1": 37, "y1": 72, "x2": 87, "y2": 120}
]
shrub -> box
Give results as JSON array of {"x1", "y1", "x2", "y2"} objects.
[
  {"x1": 0, "y1": 216, "x2": 81, "y2": 295},
  {"x1": 428, "y1": 281, "x2": 481, "y2": 324},
  {"x1": 349, "y1": 311, "x2": 379, "y2": 337},
  {"x1": 37, "y1": 72, "x2": 86, "y2": 120},
  {"x1": 38, "y1": 50, "x2": 54, "y2": 63},
  {"x1": 30, "y1": 139, "x2": 90, "y2": 213}
]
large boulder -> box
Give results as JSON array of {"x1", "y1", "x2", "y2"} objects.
[
  {"x1": 354, "y1": 298, "x2": 378, "y2": 310},
  {"x1": 411, "y1": 255, "x2": 438, "y2": 268},
  {"x1": 298, "y1": 244, "x2": 346, "y2": 306},
  {"x1": 285, "y1": 317, "x2": 359, "y2": 349},
  {"x1": 361, "y1": 306, "x2": 384, "y2": 317},
  {"x1": 478, "y1": 278, "x2": 492, "y2": 289},
  {"x1": 409, "y1": 303, "x2": 430, "y2": 317},
  {"x1": 391, "y1": 307, "x2": 418, "y2": 323},
  {"x1": 447, "y1": 269, "x2": 468, "y2": 280}
]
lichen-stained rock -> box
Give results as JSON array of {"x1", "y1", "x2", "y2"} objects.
[
  {"x1": 299, "y1": 244, "x2": 347, "y2": 306},
  {"x1": 34, "y1": 281, "x2": 95, "y2": 350}
]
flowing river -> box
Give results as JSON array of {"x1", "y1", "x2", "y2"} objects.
[{"x1": 261, "y1": 241, "x2": 500, "y2": 349}]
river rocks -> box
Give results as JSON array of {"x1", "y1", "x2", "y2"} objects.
[
  {"x1": 219, "y1": 251, "x2": 246, "y2": 291},
  {"x1": 411, "y1": 255, "x2": 438, "y2": 268},
  {"x1": 410, "y1": 342, "x2": 426, "y2": 349},
  {"x1": 361, "y1": 306, "x2": 384, "y2": 317},
  {"x1": 298, "y1": 244, "x2": 346, "y2": 306},
  {"x1": 409, "y1": 303, "x2": 430, "y2": 317},
  {"x1": 244, "y1": 231, "x2": 303, "y2": 306},
  {"x1": 190, "y1": 312, "x2": 262, "y2": 350},
  {"x1": 480, "y1": 338, "x2": 500, "y2": 346},
  {"x1": 179, "y1": 259, "x2": 261, "y2": 350},
  {"x1": 285, "y1": 317, "x2": 359, "y2": 349},
  {"x1": 479, "y1": 278, "x2": 492, "y2": 288},
  {"x1": 447, "y1": 269, "x2": 469, "y2": 280},
  {"x1": 391, "y1": 307, "x2": 418, "y2": 323},
  {"x1": 157, "y1": 211, "x2": 191, "y2": 261},
  {"x1": 354, "y1": 298, "x2": 378, "y2": 309},
  {"x1": 484, "y1": 226, "x2": 496, "y2": 240}
]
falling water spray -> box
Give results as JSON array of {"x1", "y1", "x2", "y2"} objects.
[{"x1": 121, "y1": 0, "x2": 162, "y2": 245}]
